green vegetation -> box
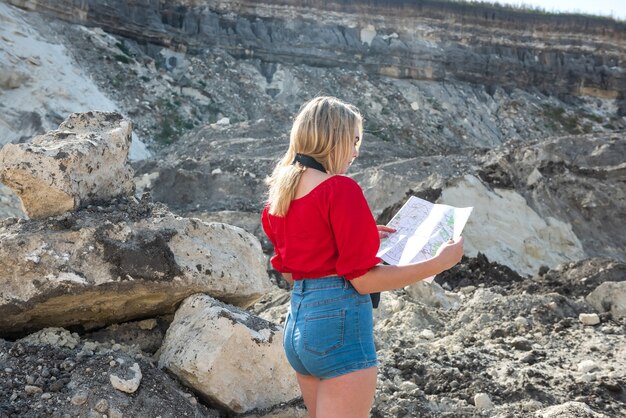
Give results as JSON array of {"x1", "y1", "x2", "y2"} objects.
[
  {"x1": 154, "y1": 99, "x2": 195, "y2": 144},
  {"x1": 427, "y1": 97, "x2": 444, "y2": 112},
  {"x1": 542, "y1": 104, "x2": 584, "y2": 134},
  {"x1": 115, "y1": 41, "x2": 132, "y2": 57},
  {"x1": 114, "y1": 54, "x2": 130, "y2": 64},
  {"x1": 542, "y1": 105, "x2": 617, "y2": 134}
]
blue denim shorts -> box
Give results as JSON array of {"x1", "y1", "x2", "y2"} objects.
[{"x1": 283, "y1": 276, "x2": 378, "y2": 379}]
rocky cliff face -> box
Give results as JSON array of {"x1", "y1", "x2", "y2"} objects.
[{"x1": 7, "y1": 0, "x2": 626, "y2": 102}]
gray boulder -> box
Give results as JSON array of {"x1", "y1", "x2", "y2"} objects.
[
  {"x1": 0, "y1": 198, "x2": 271, "y2": 336},
  {"x1": 159, "y1": 294, "x2": 299, "y2": 414},
  {"x1": 0, "y1": 111, "x2": 134, "y2": 219},
  {"x1": 586, "y1": 281, "x2": 626, "y2": 320}
]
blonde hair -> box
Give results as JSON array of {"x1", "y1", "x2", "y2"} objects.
[{"x1": 266, "y1": 96, "x2": 363, "y2": 216}]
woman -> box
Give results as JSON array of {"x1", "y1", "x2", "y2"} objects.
[{"x1": 262, "y1": 96, "x2": 464, "y2": 418}]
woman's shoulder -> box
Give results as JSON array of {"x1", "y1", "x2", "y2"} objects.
[{"x1": 327, "y1": 175, "x2": 363, "y2": 194}]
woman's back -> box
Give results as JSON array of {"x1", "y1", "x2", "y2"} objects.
[
  {"x1": 294, "y1": 169, "x2": 331, "y2": 200},
  {"x1": 262, "y1": 174, "x2": 381, "y2": 281}
]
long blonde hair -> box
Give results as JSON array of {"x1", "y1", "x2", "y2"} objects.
[{"x1": 266, "y1": 96, "x2": 363, "y2": 216}]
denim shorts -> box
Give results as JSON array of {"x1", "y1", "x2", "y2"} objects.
[{"x1": 283, "y1": 276, "x2": 378, "y2": 379}]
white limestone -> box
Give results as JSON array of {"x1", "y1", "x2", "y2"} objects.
[{"x1": 159, "y1": 294, "x2": 299, "y2": 413}]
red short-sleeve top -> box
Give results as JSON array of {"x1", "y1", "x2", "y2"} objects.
[{"x1": 261, "y1": 175, "x2": 381, "y2": 281}]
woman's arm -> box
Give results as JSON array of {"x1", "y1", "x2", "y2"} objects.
[
  {"x1": 350, "y1": 237, "x2": 464, "y2": 294},
  {"x1": 281, "y1": 273, "x2": 293, "y2": 285}
]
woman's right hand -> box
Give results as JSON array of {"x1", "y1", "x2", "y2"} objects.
[{"x1": 434, "y1": 236, "x2": 464, "y2": 271}]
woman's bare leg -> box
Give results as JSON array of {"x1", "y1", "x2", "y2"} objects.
[
  {"x1": 297, "y1": 372, "x2": 321, "y2": 418},
  {"x1": 316, "y1": 367, "x2": 378, "y2": 418}
]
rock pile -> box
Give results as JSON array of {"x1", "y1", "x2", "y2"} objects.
[{"x1": 0, "y1": 114, "x2": 300, "y2": 416}]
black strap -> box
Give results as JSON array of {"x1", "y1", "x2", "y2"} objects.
[{"x1": 293, "y1": 153, "x2": 326, "y2": 173}]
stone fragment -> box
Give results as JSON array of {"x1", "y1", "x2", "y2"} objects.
[
  {"x1": 420, "y1": 329, "x2": 435, "y2": 340},
  {"x1": 19, "y1": 328, "x2": 80, "y2": 349},
  {"x1": 95, "y1": 399, "x2": 108, "y2": 412},
  {"x1": 71, "y1": 391, "x2": 88, "y2": 405},
  {"x1": 109, "y1": 408, "x2": 123, "y2": 418},
  {"x1": 110, "y1": 362, "x2": 142, "y2": 394},
  {"x1": 579, "y1": 313, "x2": 600, "y2": 326},
  {"x1": 586, "y1": 281, "x2": 626, "y2": 320},
  {"x1": 0, "y1": 210, "x2": 270, "y2": 335},
  {"x1": 526, "y1": 167, "x2": 542, "y2": 187},
  {"x1": 514, "y1": 316, "x2": 529, "y2": 327},
  {"x1": 25, "y1": 385, "x2": 42, "y2": 394},
  {"x1": 474, "y1": 392, "x2": 494, "y2": 410},
  {"x1": 577, "y1": 360, "x2": 599, "y2": 373},
  {"x1": 159, "y1": 294, "x2": 299, "y2": 413},
  {"x1": 0, "y1": 112, "x2": 135, "y2": 219},
  {"x1": 511, "y1": 336, "x2": 533, "y2": 351},
  {"x1": 137, "y1": 319, "x2": 157, "y2": 330},
  {"x1": 405, "y1": 280, "x2": 460, "y2": 310}
]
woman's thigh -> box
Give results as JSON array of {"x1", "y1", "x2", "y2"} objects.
[{"x1": 316, "y1": 366, "x2": 378, "y2": 418}]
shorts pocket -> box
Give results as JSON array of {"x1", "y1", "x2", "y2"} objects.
[{"x1": 303, "y1": 309, "x2": 345, "y2": 355}]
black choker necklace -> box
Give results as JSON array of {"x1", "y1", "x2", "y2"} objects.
[{"x1": 293, "y1": 153, "x2": 326, "y2": 173}]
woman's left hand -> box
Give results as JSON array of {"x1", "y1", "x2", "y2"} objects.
[{"x1": 377, "y1": 225, "x2": 396, "y2": 240}]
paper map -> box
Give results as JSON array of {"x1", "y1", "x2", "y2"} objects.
[{"x1": 377, "y1": 196, "x2": 473, "y2": 282}]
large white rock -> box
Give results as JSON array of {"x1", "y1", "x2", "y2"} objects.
[
  {"x1": 0, "y1": 111, "x2": 135, "y2": 219},
  {"x1": 586, "y1": 281, "x2": 626, "y2": 320},
  {"x1": 404, "y1": 280, "x2": 461, "y2": 310},
  {"x1": 110, "y1": 362, "x2": 142, "y2": 394},
  {"x1": 474, "y1": 392, "x2": 494, "y2": 410},
  {"x1": 440, "y1": 175, "x2": 585, "y2": 276},
  {"x1": 0, "y1": 204, "x2": 271, "y2": 335},
  {"x1": 159, "y1": 294, "x2": 299, "y2": 414}
]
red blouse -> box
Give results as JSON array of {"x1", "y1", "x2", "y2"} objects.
[{"x1": 261, "y1": 175, "x2": 381, "y2": 280}]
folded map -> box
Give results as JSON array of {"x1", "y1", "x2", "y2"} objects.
[{"x1": 377, "y1": 196, "x2": 473, "y2": 282}]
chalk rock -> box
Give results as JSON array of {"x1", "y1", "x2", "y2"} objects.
[
  {"x1": 0, "y1": 111, "x2": 134, "y2": 219},
  {"x1": 159, "y1": 294, "x2": 299, "y2": 414},
  {"x1": 420, "y1": 329, "x2": 435, "y2": 340},
  {"x1": 440, "y1": 175, "x2": 585, "y2": 276},
  {"x1": 586, "y1": 281, "x2": 626, "y2": 320},
  {"x1": 24, "y1": 384, "x2": 43, "y2": 394},
  {"x1": 579, "y1": 313, "x2": 600, "y2": 326},
  {"x1": 514, "y1": 316, "x2": 530, "y2": 328},
  {"x1": 110, "y1": 362, "x2": 142, "y2": 394},
  {"x1": 19, "y1": 327, "x2": 80, "y2": 349},
  {"x1": 577, "y1": 359, "x2": 599, "y2": 373},
  {"x1": 405, "y1": 280, "x2": 460, "y2": 310},
  {"x1": 474, "y1": 393, "x2": 494, "y2": 410},
  {"x1": 0, "y1": 202, "x2": 271, "y2": 336},
  {"x1": 534, "y1": 401, "x2": 608, "y2": 417}
]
